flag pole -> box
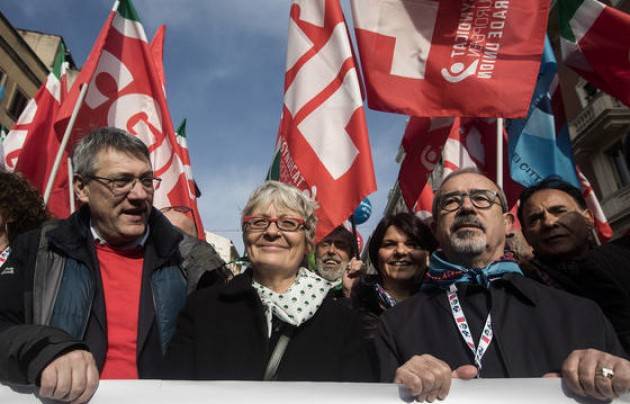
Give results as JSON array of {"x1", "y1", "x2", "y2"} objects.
[
  {"x1": 43, "y1": 83, "x2": 88, "y2": 204},
  {"x1": 349, "y1": 215, "x2": 360, "y2": 259},
  {"x1": 591, "y1": 228, "x2": 602, "y2": 247},
  {"x1": 496, "y1": 117, "x2": 504, "y2": 188},
  {"x1": 67, "y1": 157, "x2": 75, "y2": 213}
]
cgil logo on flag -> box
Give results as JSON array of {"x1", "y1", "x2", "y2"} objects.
[
  {"x1": 441, "y1": 0, "x2": 512, "y2": 83},
  {"x1": 351, "y1": 0, "x2": 551, "y2": 117}
]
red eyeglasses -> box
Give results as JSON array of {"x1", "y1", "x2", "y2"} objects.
[{"x1": 242, "y1": 215, "x2": 305, "y2": 232}]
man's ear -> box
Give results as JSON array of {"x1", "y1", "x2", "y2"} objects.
[
  {"x1": 74, "y1": 176, "x2": 90, "y2": 204},
  {"x1": 503, "y1": 212, "x2": 515, "y2": 235},
  {"x1": 580, "y1": 208, "x2": 595, "y2": 229}
]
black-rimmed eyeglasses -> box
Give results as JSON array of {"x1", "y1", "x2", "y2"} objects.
[
  {"x1": 87, "y1": 175, "x2": 161, "y2": 196},
  {"x1": 438, "y1": 189, "x2": 504, "y2": 212}
]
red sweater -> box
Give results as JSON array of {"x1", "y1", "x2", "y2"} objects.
[{"x1": 96, "y1": 244, "x2": 144, "y2": 379}]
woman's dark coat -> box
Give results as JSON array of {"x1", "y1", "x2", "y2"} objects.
[{"x1": 163, "y1": 271, "x2": 376, "y2": 382}]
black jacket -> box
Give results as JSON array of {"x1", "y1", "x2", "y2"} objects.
[
  {"x1": 523, "y1": 242, "x2": 630, "y2": 354},
  {"x1": 163, "y1": 271, "x2": 377, "y2": 382},
  {"x1": 0, "y1": 206, "x2": 227, "y2": 384},
  {"x1": 376, "y1": 273, "x2": 626, "y2": 381}
]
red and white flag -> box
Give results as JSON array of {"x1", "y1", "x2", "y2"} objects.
[
  {"x1": 576, "y1": 167, "x2": 613, "y2": 242},
  {"x1": 2, "y1": 44, "x2": 71, "y2": 218},
  {"x1": 270, "y1": 0, "x2": 376, "y2": 241},
  {"x1": 149, "y1": 26, "x2": 204, "y2": 235},
  {"x1": 150, "y1": 24, "x2": 167, "y2": 91},
  {"x1": 412, "y1": 182, "x2": 435, "y2": 223},
  {"x1": 398, "y1": 117, "x2": 453, "y2": 210},
  {"x1": 559, "y1": 0, "x2": 630, "y2": 107},
  {"x1": 351, "y1": 0, "x2": 551, "y2": 118},
  {"x1": 442, "y1": 118, "x2": 523, "y2": 207},
  {"x1": 54, "y1": 0, "x2": 205, "y2": 237}
]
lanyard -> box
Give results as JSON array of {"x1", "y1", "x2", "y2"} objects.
[
  {"x1": 0, "y1": 246, "x2": 10, "y2": 267},
  {"x1": 447, "y1": 283, "x2": 493, "y2": 371},
  {"x1": 375, "y1": 283, "x2": 397, "y2": 309}
]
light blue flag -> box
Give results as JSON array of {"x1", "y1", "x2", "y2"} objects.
[{"x1": 507, "y1": 36, "x2": 579, "y2": 188}]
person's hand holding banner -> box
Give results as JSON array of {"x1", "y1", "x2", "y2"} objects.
[{"x1": 394, "y1": 354, "x2": 477, "y2": 402}]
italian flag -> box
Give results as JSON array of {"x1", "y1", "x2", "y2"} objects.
[
  {"x1": 3, "y1": 43, "x2": 71, "y2": 218},
  {"x1": 559, "y1": 0, "x2": 630, "y2": 106}
]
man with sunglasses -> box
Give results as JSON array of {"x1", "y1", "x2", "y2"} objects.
[
  {"x1": 376, "y1": 168, "x2": 630, "y2": 402},
  {"x1": 0, "y1": 127, "x2": 226, "y2": 403}
]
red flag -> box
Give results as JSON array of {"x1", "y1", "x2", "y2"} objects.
[
  {"x1": 150, "y1": 25, "x2": 167, "y2": 91},
  {"x1": 351, "y1": 0, "x2": 551, "y2": 118},
  {"x1": 148, "y1": 26, "x2": 205, "y2": 238},
  {"x1": 442, "y1": 118, "x2": 523, "y2": 207},
  {"x1": 55, "y1": 0, "x2": 204, "y2": 237},
  {"x1": 576, "y1": 167, "x2": 613, "y2": 242},
  {"x1": 398, "y1": 117, "x2": 453, "y2": 210},
  {"x1": 560, "y1": 0, "x2": 630, "y2": 107},
  {"x1": 3, "y1": 44, "x2": 71, "y2": 218},
  {"x1": 270, "y1": 0, "x2": 376, "y2": 241},
  {"x1": 412, "y1": 182, "x2": 435, "y2": 223}
]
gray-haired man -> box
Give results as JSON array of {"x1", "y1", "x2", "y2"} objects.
[{"x1": 0, "y1": 127, "x2": 226, "y2": 402}]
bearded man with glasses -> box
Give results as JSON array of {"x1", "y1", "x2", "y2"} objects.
[
  {"x1": 0, "y1": 127, "x2": 227, "y2": 403},
  {"x1": 375, "y1": 168, "x2": 630, "y2": 402}
]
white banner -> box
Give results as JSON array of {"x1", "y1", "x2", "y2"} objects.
[{"x1": 1, "y1": 379, "x2": 629, "y2": 403}]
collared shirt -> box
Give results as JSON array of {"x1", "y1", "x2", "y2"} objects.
[{"x1": 90, "y1": 222, "x2": 150, "y2": 250}]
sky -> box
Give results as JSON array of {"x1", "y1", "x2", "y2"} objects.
[{"x1": 2, "y1": 0, "x2": 407, "y2": 253}]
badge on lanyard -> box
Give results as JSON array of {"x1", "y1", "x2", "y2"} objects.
[{"x1": 447, "y1": 283, "x2": 493, "y2": 372}]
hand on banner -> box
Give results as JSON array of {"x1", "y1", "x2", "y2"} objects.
[
  {"x1": 394, "y1": 354, "x2": 477, "y2": 402},
  {"x1": 561, "y1": 349, "x2": 630, "y2": 401},
  {"x1": 38, "y1": 350, "x2": 99, "y2": 403},
  {"x1": 342, "y1": 258, "x2": 363, "y2": 299}
]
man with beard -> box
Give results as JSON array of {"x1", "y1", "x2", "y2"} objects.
[
  {"x1": 519, "y1": 177, "x2": 630, "y2": 353},
  {"x1": 375, "y1": 168, "x2": 630, "y2": 402},
  {"x1": 315, "y1": 226, "x2": 362, "y2": 299}
]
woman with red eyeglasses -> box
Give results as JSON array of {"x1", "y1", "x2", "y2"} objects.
[{"x1": 163, "y1": 181, "x2": 375, "y2": 382}]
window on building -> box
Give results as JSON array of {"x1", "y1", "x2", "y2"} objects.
[
  {"x1": 576, "y1": 79, "x2": 601, "y2": 107},
  {"x1": 605, "y1": 140, "x2": 630, "y2": 190},
  {"x1": 0, "y1": 69, "x2": 6, "y2": 102},
  {"x1": 8, "y1": 88, "x2": 28, "y2": 120}
]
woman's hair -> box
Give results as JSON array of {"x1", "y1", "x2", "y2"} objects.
[
  {"x1": 0, "y1": 171, "x2": 49, "y2": 242},
  {"x1": 241, "y1": 180, "x2": 318, "y2": 248},
  {"x1": 367, "y1": 212, "x2": 438, "y2": 277}
]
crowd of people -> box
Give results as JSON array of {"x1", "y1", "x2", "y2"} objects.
[{"x1": 0, "y1": 127, "x2": 629, "y2": 403}]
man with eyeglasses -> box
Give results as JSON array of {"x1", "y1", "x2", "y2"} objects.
[
  {"x1": 0, "y1": 127, "x2": 226, "y2": 403},
  {"x1": 375, "y1": 168, "x2": 630, "y2": 402}
]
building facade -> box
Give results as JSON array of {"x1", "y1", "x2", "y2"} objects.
[
  {"x1": 0, "y1": 12, "x2": 76, "y2": 133},
  {"x1": 559, "y1": 0, "x2": 630, "y2": 237}
]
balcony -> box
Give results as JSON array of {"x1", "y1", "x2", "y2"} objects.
[{"x1": 570, "y1": 93, "x2": 630, "y2": 156}]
